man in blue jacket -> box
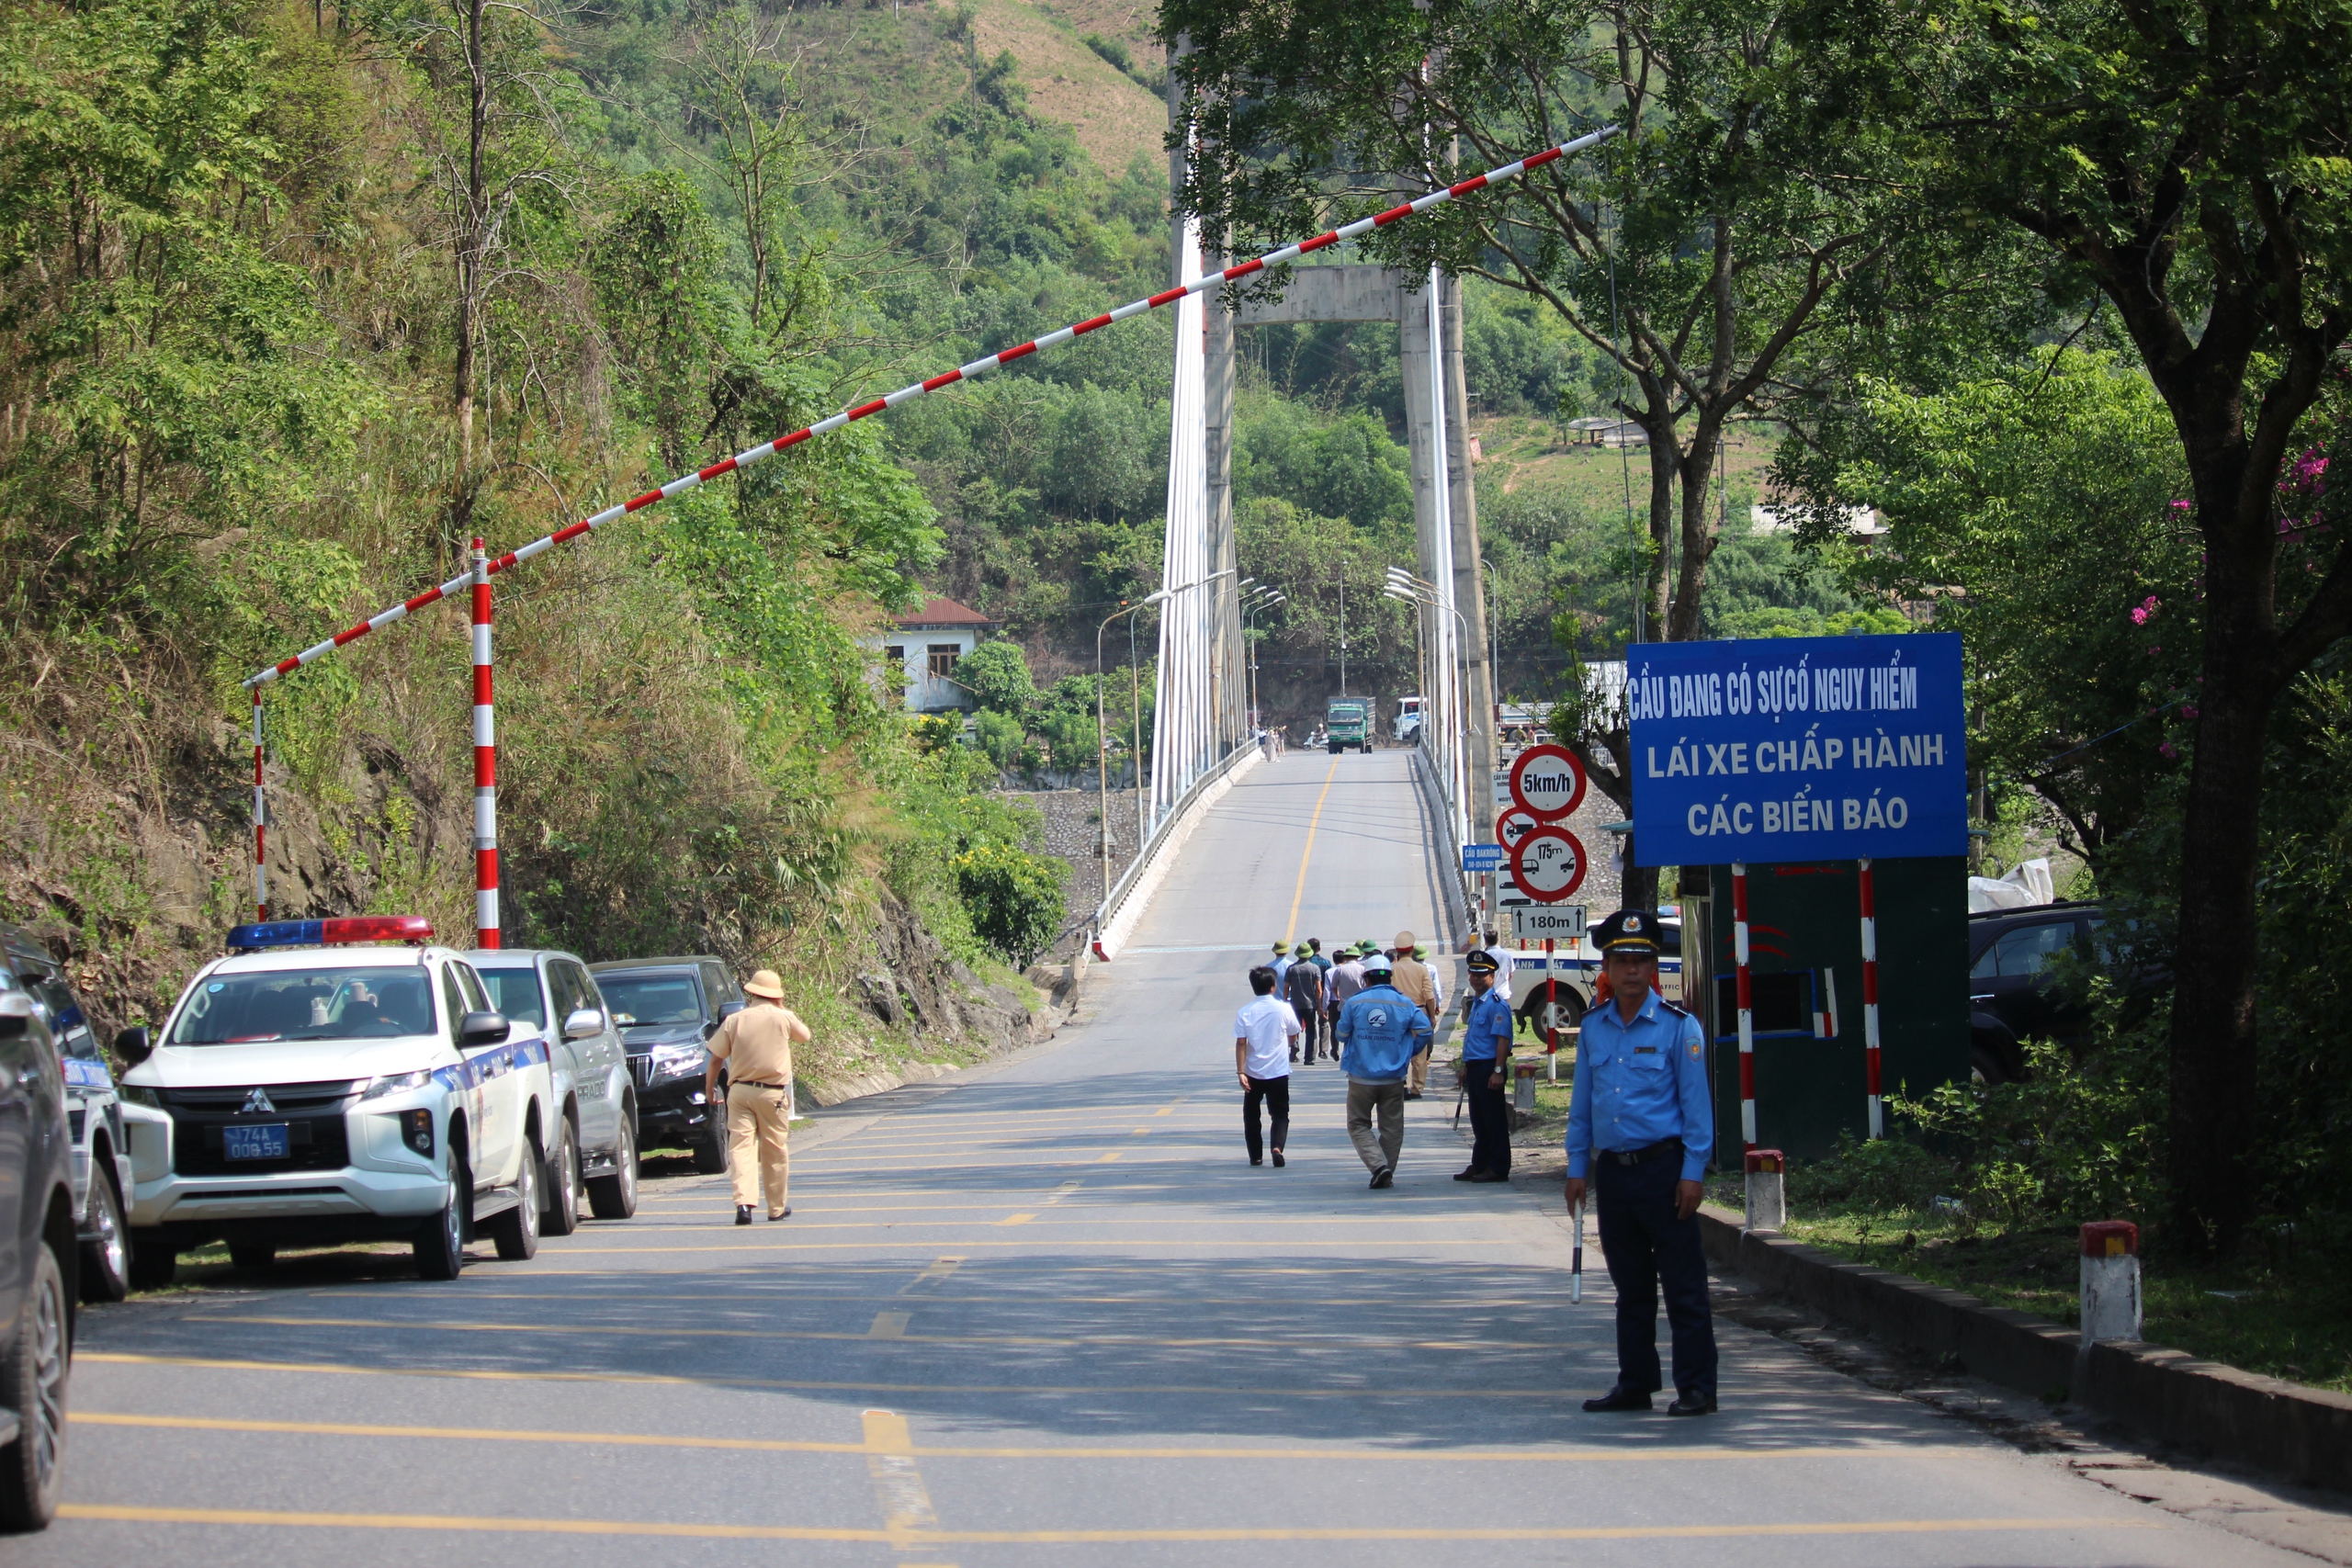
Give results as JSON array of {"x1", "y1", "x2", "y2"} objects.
[
  {"x1": 1564, "y1": 908, "x2": 1718, "y2": 1416},
  {"x1": 1334, "y1": 950, "x2": 1432, "y2": 1189}
]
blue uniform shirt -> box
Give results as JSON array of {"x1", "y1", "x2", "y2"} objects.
[
  {"x1": 1461, "y1": 986, "x2": 1515, "y2": 1062},
  {"x1": 1335, "y1": 984, "x2": 1432, "y2": 1082},
  {"x1": 1565, "y1": 987, "x2": 1713, "y2": 1182}
]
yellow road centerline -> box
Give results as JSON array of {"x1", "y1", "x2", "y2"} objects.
[
  {"x1": 68, "y1": 1414, "x2": 1976, "y2": 1464},
  {"x1": 53, "y1": 1504, "x2": 2156, "y2": 1544},
  {"x1": 1283, "y1": 754, "x2": 1341, "y2": 944}
]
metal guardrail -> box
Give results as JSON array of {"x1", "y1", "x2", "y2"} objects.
[{"x1": 1088, "y1": 739, "x2": 1264, "y2": 942}]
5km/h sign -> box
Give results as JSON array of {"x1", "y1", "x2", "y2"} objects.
[
  {"x1": 1511, "y1": 825, "x2": 1588, "y2": 902},
  {"x1": 1510, "y1": 744, "x2": 1587, "y2": 821}
]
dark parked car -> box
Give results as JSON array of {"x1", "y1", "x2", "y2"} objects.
[
  {"x1": 0, "y1": 961, "x2": 77, "y2": 1529},
  {"x1": 1966, "y1": 901, "x2": 2109, "y2": 1084},
  {"x1": 586, "y1": 957, "x2": 746, "y2": 1174}
]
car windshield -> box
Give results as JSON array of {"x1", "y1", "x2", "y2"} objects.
[
  {"x1": 169, "y1": 964, "x2": 436, "y2": 1044},
  {"x1": 472, "y1": 966, "x2": 548, "y2": 1029},
  {"x1": 598, "y1": 972, "x2": 703, "y2": 1027}
]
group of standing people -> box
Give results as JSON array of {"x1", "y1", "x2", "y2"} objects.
[{"x1": 1230, "y1": 907, "x2": 1721, "y2": 1417}]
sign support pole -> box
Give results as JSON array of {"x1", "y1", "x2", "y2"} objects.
[
  {"x1": 252, "y1": 690, "x2": 266, "y2": 921},
  {"x1": 471, "y1": 538, "x2": 500, "y2": 950},
  {"x1": 1860, "y1": 855, "x2": 1883, "y2": 1138},
  {"x1": 1734, "y1": 860, "x2": 1755, "y2": 1152},
  {"x1": 1544, "y1": 937, "x2": 1558, "y2": 1080}
]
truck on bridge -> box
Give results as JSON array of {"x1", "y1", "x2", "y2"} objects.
[{"x1": 1325, "y1": 698, "x2": 1371, "y2": 753}]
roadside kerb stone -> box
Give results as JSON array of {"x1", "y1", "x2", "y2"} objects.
[{"x1": 1694, "y1": 1202, "x2": 2352, "y2": 1493}]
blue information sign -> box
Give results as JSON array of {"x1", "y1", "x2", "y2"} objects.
[
  {"x1": 1462, "y1": 843, "x2": 1507, "y2": 872},
  {"x1": 1626, "y1": 633, "x2": 1965, "y2": 866}
]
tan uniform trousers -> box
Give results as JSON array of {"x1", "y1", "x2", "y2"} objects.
[{"x1": 727, "y1": 1080, "x2": 792, "y2": 1214}]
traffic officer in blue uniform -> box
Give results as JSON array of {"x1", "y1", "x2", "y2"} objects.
[
  {"x1": 1454, "y1": 949, "x2": 1516, "y2": 1183},
  {"x1": 1563, "y1": 908, "x2": 1718, "y2": 1416}
]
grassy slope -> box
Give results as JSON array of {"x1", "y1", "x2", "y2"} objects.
[{"x1": 963, "y1": 0, "x2": 1164, "y2": 176}]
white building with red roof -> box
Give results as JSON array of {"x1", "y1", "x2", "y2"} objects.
[{"x1": 875, "y1": 596, "x2": 998, "y2": 713}]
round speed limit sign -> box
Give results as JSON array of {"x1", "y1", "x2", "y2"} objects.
[
  {"x1": 1510, "y1": 826, "x2": 1588, "y2": 903},
  {"x1": 1509, "y1": 743, "x2": 1587, "y2": 822}
]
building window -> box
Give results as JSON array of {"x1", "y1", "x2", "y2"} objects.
[
  {"x1": 884, "y1": 645, "x2": 905, "y2": 667},
  {"x1": 927, "y1": 644, "x2": 959, "y2": 680}
]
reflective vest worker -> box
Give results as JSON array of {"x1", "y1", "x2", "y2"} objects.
[{"x1": 1334, "y1": 951, "x2": 1432, "y2": 1190}]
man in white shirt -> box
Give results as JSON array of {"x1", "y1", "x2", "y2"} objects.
[
  {"x1": 1234, "y1": 965, "x2": 1302, "y2": 1167},
  {"x1": 1483, "y1": 930, "x2": 1517, "y2": 987}
]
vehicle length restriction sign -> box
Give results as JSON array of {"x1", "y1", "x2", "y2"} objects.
[
  {"x1": 1510, "y1": 825, "x2": 1588, "y2": 903},
  {"x1": 1510, "y1": 744, "x2": 1587, "y2": 821}
]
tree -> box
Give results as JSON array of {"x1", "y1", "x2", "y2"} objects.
[
  {"x1": 956, "y1": 640, "x2": 1036, "y2": 715},
  {"x1": 1166, "y1": 0, "x2": 1929, "y2": 898},
  {"x1": 1818, "y1": 0, "x2": 2352, "y2": 1251}
]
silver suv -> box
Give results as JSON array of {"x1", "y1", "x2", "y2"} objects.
[
  {"x1": 469, "y1": 950, "x2": 639, "y2": 1224},
  {"x1": 0, "y1": 926, "x2": 130, "y2": 1303}
]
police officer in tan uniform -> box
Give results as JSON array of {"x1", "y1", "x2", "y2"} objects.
[{"x1": 703, "y1": 968, "x2": 810, "y2": 1224}]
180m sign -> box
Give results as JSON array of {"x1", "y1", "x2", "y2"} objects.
[{"x1": 1626, "y1": 632, "x2": 1966, "y2": 866}]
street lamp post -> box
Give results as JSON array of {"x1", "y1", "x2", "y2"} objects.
[
  {"x1": 1241, "y1": 585, "x2": 1285, "y2": 735},
  {"x1": 1096, "y1": 568, "x2": 1238, "y2": 910}
]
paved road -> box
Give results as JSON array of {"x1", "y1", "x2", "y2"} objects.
[{"x1": 27, "y1": 750, "x2": 2309, "y2": 1563}]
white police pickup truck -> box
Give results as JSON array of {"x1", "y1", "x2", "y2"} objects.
[{"x1": 115, "y1": 917, "x2": 556, "y2": 1283}]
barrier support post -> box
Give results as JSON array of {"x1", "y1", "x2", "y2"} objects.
[
  {"x1": 471, "y1": 538, "x2": 499, "y2": 950},
  {"x1": 1734, "y1": 861, "x2": 1755, "y2": 1151},
  {"x1": 1860, "y1": 855, "x2": 1883, "y2": 1138},
  {"x1": 1543, "y1": 937, "x2": 1558, "y2": 1076},
  {"x1": 2079, "y1": 1221, "x2": 2142, "y2": 1346},
  {"x1": 252, "y1": 690, "x2": 266, "y2": 920},
  {"x1": 1744, "y1": 1147, "x2": 1785, "y2": 1232}
]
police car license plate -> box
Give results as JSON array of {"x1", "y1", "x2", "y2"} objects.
[{"x1": 224, "y1": 1122, "x2": 290, "y2": 1161}]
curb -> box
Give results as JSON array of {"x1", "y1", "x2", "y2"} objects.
[{"x1": 1695, "y1": 1203, "x2": 2352, "y2": 1492}]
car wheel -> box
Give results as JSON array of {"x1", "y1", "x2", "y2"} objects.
[
  {"x1": 0, "y1": 1242, "x2": 68, "y2": 1530},
  {"x1": 1521, "y1": 990, "x2": 1581, "y2": 1043},
  {"x1": 126, "y1": 1235, "x2": 175, "y2": 1292},
  {"x1": 691, "y1": 1111, "x2": 730, "y2": 1176},
  {"x1": 1971, "y1": 1044, "x2": 2008, "y2": 1088},
  {"x1": 586, "y1": 1111, "x2": 639, "y2": 1220},
  {"x1": 414, "y1": 1150, "x2": 468, "y2": 1280},
  {"x1": 541, "y1": 1119, "x2": 581, "y2": 1237},
  {"x1": 1328, "y1": 743, "x2": 1340, "y2": 755},
  {"x1": 489, "y1": 1136, "x2": 541, "y2": 1261},
  {"x1": 79, "y1": 1172, "x2": 129, "y2": 1304},
  {"x1": 227, "y1": 1241, "x2": 276, "y2": 1271}
]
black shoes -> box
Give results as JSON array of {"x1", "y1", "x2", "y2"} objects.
[
  {"x1": 1369, "y1": 1167, "x2": 1395, "y2": 1189},
  {"x1": 1469, "y1": 1171, "x2": 1509, "y2": 1183},
  {"x1": 770, "y1": 1208, "x2": 791, "y2": 1221},
  {"x1": 735, "y1": 1205, "x2": 754, "y2": 1226},
  {"x1": 1250, "y1": 1158, "x2": 1263, "y2": 1167},
  {"x1": 1404, "y1": 1091, "x2": 1424, "y2": 1100},
  {"x1": 1582, "y1": 1386, "x2": 1654, "y2": 1413},
  {"x1": 1453, "y1": 1168, "x2": 1481, "y2": 1181},
  {"x1": 1666, "y1": 1392, "x2": 1718, "y2": 1417},
  {"x1": 1272, "y1": 1151, "x2": 1285, "y2": 1168}
]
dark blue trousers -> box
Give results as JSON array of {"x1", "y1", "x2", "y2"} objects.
[
  {"x1": 1594, "y1": 1152, "x2": 1717, "y2": 1398},
  {"x1": 1461, "y1": 1056, "x2": 1510, "y2": 1175}
]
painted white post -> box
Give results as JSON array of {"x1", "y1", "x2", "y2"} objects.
[
  {"x1": 2079, "y1": 1221, "x2": 2143, "y2": 1345},
  {"x1": 1744, "y1": 1147, "x2": 1786, "y2": 1232}
]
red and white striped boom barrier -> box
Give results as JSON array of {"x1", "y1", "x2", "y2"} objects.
[
  {"x1": 471, "y1": 538, "x2": 500, "y2": 950},
  {"x1": 1733, "y1": 860, "x2": 1756, "y2": 1152},
  {"x1": 1860, "y1": 855, "x2": 1882, "y2": 1136},
  {"x1": 235, "y1": 124, "x2": 1617, "y2": 939},
  {"x1": 252, "y1": 691, "x2": 266, "y2": 920}
]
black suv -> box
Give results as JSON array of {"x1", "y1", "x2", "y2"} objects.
[
  {"x1": 0, "y1": 954, "x2": 77, "y2": 1529},
  {"x1": 586, "y1": 957, "x2": 745, "y2": 1173},
  {"x1": 1966, "y1": 901, "x2": 2109, "y2": 1084}
]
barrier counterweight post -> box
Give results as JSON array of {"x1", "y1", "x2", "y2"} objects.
[
  {"x1": 252, "y1": 690, "x2": 266, "y2": 920},
  {"x1": 470, "y1": 539, "x2": 499, "y2": 950},
  {"x1": 1734, "y1": 860, "x2": 1755, "y2": 1151},
  {"x1": 1860, "y1": 855, "x2": 1883, "y2": 1138}
]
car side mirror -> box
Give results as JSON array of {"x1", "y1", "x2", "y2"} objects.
[
  {"x1": 458, "y1": 1010, "x2": 510, "y2": 1047},
  {"x1": 114, "y1": 1025, "x2": 153, "y2": 1066},
  {"x1": 0, "y1": 992, "x2": 31, "y2": 1039},
  {"x1": 718, "y1": 999, "x2": 746, "y2": 1021},
  {"x1": 562, "y1": 1007, "x2": 605, "y2": 1042}
]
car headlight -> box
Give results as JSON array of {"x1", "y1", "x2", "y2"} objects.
[
  {"x1": 360, "y1": 1069, "x2": 434, "y2": 1101},
  {"x1": 119, "y1": 1084, "x2": 161, "y2": 1108},
  {"x1": 649, "y1": 1043, "x2": 705, "y2": 1081}
]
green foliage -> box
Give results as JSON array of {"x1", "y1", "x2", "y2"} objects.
[
  {"x1": 956, "y1": 641, "x2": 1036, "y2": 714},
  {"x1": 951, "y1": 841, "x2": 1066, "y2": 969}
]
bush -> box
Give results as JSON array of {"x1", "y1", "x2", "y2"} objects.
[
  {"x1": 957, "y1": 641, "x2": 1036, "y2": 714},
  {"x1": 951, "y1": 843, "x2": 1067, "y2": 968}
]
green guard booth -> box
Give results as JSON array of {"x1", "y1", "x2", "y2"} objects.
[{"x1": 1691, "y1": 857, "x2": 1970, "y2": 1164}]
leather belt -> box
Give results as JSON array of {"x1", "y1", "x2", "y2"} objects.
[
  {"x1": 1600, "y1": 1137, "x2": 1682, "y2": 1168},
  {"x1": 731, "y1": 1079, "x2": 789, "y2": 1090}
]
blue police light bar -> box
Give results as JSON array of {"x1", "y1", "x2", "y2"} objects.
[{"x1": 228, "y1": 916, "x2": 435, "y2": 952}]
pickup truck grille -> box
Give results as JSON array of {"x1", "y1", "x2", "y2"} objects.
[{"x1": 159, "y1": 1082, "x2": 359, "y2": 1178}]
